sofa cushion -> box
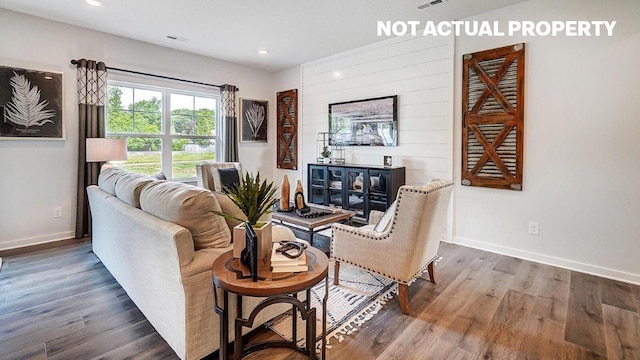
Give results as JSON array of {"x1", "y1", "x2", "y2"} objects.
[
  {"x1": 140, "y1": 181, "x2": 231, "y2": 249},
  {"x1": 114, "y1": 173, "x2": 155, "y2": 208},
  {"x1": 213, "y1": 192, "x2": 246, "y2": 231},
  {"x1": 98, "y1": 166, "x2": 127, "y2": 196}
]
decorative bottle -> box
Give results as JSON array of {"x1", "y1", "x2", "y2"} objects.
[{"x1": 279, "y1": 175, "x2": 290, "y2": 210}]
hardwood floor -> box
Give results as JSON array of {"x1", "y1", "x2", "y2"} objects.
[{"x1": 1, "y1": 240, "x2": 638, "y2": 359}]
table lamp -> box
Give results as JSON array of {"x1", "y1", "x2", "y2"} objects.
[{"x1": 86, "y1": 138, "x2": 128, "y2": 163}]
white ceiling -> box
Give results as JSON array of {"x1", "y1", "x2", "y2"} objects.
[{"x1": 0, "y1": 0, "x2": 525, "y2": 72}]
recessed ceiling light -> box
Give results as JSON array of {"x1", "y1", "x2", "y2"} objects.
[
  {"x1": 86, "y1": 0, "x2": 103, "y2": 6},
  {"x1": 417, "y1": 0, "x2": 446, "y2": 9},
  {"x1": 258, "y1": 49, "x2": 268, "y2": 55}
]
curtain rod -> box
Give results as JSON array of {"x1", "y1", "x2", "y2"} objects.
[{"x1": 69, "y1": 59, "x2": 235, "y2": 90}]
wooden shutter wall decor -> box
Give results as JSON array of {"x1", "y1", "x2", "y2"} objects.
[
  {"x1": 462, "y1": 43, "x2": 525, "y2": 191},
  {"x1": 276, "y1": 89, "x2": 298, "y2": 170}
]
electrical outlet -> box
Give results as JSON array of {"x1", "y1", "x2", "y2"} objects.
[
  {"x1": 53, "y1": 207, "x2": 63, "y2": 218},
  {"x1": 528, "y1": 221, "x2": 539, "y2": 235}
]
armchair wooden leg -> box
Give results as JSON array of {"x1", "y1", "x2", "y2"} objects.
[
  {"x1": 334, "y1": 261, "x2": 340, "y2": 286},
  {"x1": 427, "y1": 262, "x2": 436, "y2": 284},
  {"x1": 398, "y1": 283, "x2": 410, "y2": 315}
]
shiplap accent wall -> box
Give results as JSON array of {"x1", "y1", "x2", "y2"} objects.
[{"x1": 300, "y1": 34, "x2": 454, "y2": 188}]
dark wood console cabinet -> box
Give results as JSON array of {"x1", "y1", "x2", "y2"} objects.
[{"x1": 307, "y1": 163, "x2": 406, "y2": 222}]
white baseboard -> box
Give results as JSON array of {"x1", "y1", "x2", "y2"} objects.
[
  {"x1": 0, "y1": 231, "x2": 76, "y2": 252},
  {"x1": 449, "y1": 236, "x2": 640, "y2": 286}
]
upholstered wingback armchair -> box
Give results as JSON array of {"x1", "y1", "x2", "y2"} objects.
[
  {"x1": 195, "y1": 161, "x2": 242, "y2": 193},
  {"x1": 331, "y1": 179, "x2": 453, "y2": 315}
]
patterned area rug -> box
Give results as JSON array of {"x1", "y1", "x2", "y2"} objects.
[{"x1": 267, "y1": 261, "x2": 397, "y2": 349}]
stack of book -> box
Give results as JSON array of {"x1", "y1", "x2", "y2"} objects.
[{"x1": 270, "y1": 244, "x2": 308, "y2": 273}]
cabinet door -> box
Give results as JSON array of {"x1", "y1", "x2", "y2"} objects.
[
  {"x1": 368, "y1": 169, "x2": 390, "y2": 213},
  {"x1": 309, "y1": 187, "x2": 326, "y2": 205},
  {"x1": 327, "y1": 167, "x2": 346, "y2": 208},
  {"x1": 345, "y1": 168, "x2": 367, "y2": 218},
  {"x1": 309, "y1": 165, "x2": 327, "y2": 187},
  {"x1": 308, "y1": 165, "x2": 327, "y2": 205},
  {"x1": 368, "y1": 170, "x2": 389, "y2": 196}
]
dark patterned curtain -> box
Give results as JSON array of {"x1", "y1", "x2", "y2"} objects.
[
  {"x1": 221, "y1": 84, "x2": 239, "y2": 162},
  {"x1": 75, "y1": 59, "x2": 107, "y2": 238}
]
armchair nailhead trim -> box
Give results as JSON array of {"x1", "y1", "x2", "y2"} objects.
[{"x1": 330, "y1": 255, "x2": 439, "y2": 285}]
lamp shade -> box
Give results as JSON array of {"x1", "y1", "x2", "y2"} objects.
[{"x1": 86, "y1": 138, "x2": 128, "y2": 162}]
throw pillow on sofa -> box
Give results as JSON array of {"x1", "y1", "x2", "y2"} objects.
[
  {"x1": 217, "y1": 168, "x2": 240, "y2": 193},
  {"x1": 140, "y1": 181, "x2": 231, "y2": 249},
  {"x1": 200, "y1": 162, "x2": 242, "y2": 193}
]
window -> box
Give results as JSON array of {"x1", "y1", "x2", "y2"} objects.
[{"x1": 106, "y1": 81, "x2": 219, "y2": 180}]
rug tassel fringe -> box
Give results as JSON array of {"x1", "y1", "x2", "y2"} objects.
[
  {"x1": 328, "y1": 283, "x2": 397, "y2": 344},
  {"x1": 267, "y1": 264, "x2": 400, "y2": 353}
]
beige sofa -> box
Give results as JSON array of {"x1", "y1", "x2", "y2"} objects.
[{"x1": 87, "y1": 167, "x2": 295, "y2": 360}]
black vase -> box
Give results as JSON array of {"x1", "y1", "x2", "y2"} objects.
[{"x1": 240, "y1": 222, "x2": 258, "y2": 282}]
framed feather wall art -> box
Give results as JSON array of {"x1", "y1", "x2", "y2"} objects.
[
  {"x1": 239, "y1": 98, "x2": 268, "y2": 143},
  {"x1": 0, "y1": 65, "x2": 64, "y2": 140}
]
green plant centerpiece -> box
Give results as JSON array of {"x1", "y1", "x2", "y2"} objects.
[
  {"x1": 213, "y1": 172, "x2": 279, "y2": 259},
  {"x1": 321, "y1": 146, "x2": 331, "y2": 158}
]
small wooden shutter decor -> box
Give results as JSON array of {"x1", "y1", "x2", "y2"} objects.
[
  {"x1": 462, "y1": 43, "x2": 525, "y2": 190},
  {"x1": 276, "y1": 89, "x2": 298, "y2": 170}
]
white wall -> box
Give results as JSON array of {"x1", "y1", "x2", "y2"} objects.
[
  {"x1": 453, "y1": 0, "x2": 640, "y2": 284},
  {"x1": 300, "y1": 35, "x2": 454, "y2": 190},
  {"x1": 0, "y1": 9, "x2": 275, "y2": 250},
  {"x1": 271, "y1": 66, "x2": 303, "y2": 189}
]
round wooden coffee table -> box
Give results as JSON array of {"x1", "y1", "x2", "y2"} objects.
[{"x1": 211, "y1": 247, "x2": 328, "y2": 360}]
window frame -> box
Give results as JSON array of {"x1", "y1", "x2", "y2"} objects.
[{"x1": 106, "y1": 80, "x2": 221, "y2": 180}]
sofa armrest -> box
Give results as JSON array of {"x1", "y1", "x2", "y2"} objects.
[
  {"x1": 181, "y1": 246, "x2": 233, "y2": 278},
  {"x1": 331, "y1": 222, "x2": 389, "y2": 258}
]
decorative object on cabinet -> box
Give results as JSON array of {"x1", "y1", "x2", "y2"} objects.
[
  {"x1": 0, "y1": 65, "x2": 63, "y2": 140},
  {"x1": 317, "y1": 131, "x2": 346, "y2": 164},
  {"x1": 383, "y1": 156, "x2": 392, "y2": 167},
  {"x1": 462, "y1": 43, "x2": 525, "y2": 191},
  {"x1": 308, "y1": 163, "x2": 405, "y2": 222},
  {"x1": 316, "y1": 132, "x2": 331, "y2": 163},
  {"x1": 276, "y1": 89, "x2": 298, "y2": 169},
  {"x1": 320, "y1": 145, "x2": 331, "y2": 164},
  {"x1": 240, "y1": 98, "x2": 268, "y2": 142},
  {"x1": 331, "y1": 140, "x2": 346, "y2": 164},
  {"x1": 329, "y1": 95, "x2": 397, "y2": 147}
]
